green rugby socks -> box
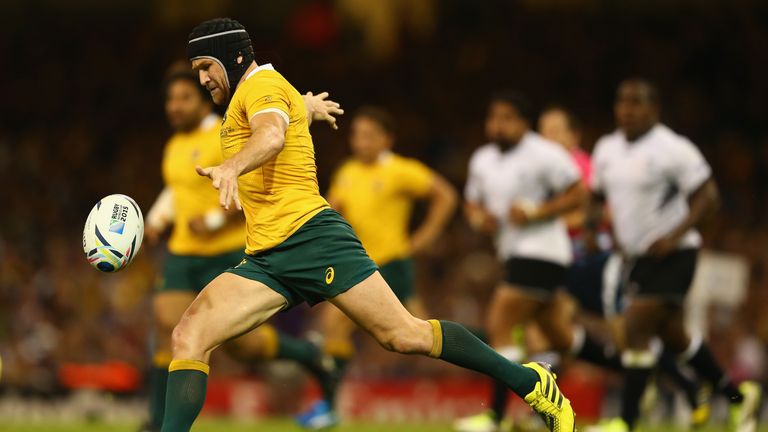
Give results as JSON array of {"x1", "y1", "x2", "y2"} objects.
[
  {"x1": 428, "y1": 320, "x2": 538, "y2": 397},
  {"x1": 161, "y1": 360, "x2": 209, "y2": 432}
]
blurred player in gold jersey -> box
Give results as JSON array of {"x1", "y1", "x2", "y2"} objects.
[
  {"x1": 141, "y1": 69, "x2": 344, "y2": 432},
  {"x1": 296, "y1": 106, "x2": 457, "y2": 426},
  {"x1": 162, "y1": 18, "x2": 575, "y2": 432}
]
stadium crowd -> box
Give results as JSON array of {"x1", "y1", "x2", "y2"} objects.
[{"x1": 1, "y1": 0, "x2": 767, "y2": 410}]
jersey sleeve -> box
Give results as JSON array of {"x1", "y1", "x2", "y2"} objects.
[
  {"x1": 398, "y1": 159, "x2": 434, "y2": 197},
  {"x1": 589, "y1": 138, "x2": 608, "y2": 194},
  {"x1": 542, "y1": 143, "x2": 581, "y2": 193},
  {"x1": 243, "y1": 77, "x2": 291, "y2": 125},
  {"x1": 667, "y1": 138, "x2": 712, "y2": 194},
  {"x1": 464, "y1": 151, "x2": 484, "y2": 204}
]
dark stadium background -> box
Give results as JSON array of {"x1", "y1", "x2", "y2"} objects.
[{"x1": 1, "y1": 0, "x2": 767, "y2": 425}]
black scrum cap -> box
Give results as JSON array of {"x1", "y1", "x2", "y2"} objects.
[{"x1": 187, "y1": 18, "x2": 255, "y2": 92}]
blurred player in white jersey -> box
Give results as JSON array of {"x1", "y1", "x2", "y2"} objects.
[
  {"x1": 455, "y1": 92, "x2": 612, "y2": 432},
  {"x1": 541, "y1": 105, "x2": 710, "y2": 427},
  {"x1": 586, "y1": 79, "x2": 761, "y2": 432}
]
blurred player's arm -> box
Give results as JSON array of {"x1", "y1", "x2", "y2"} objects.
[
  {"x1": 303, "y1": 91, "x2": 344, "y2": 129},
  {"x1": 463, "y1": 157, "x2": 497, "y2": 235},
  {"x1": 464, "y1": 201, "x2": 497, "y2": 235},
  {"x1": 647, "y1": 178, "x2": 719, "y2": 257},
  {"x1": 411, "y1": 173, "x2": 458, "y2": 254},
  {"x1": 197, "y1": 111, "x2": 287, "y2": 210},
  {"x1": 648, "y1": 141, "x2": 718, "y2": 257},
  {"x1": 509, "y1": 180, "x2": 587, "y2": 225},
  {"x1": 188, "y1": 207, "x2": 244, "y2": 236},
  {"x1": 145, "y1": 187, "x2": 174, "y2": 244}
]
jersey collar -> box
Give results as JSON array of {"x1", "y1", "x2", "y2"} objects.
[
  {"x1": 199, "y1": 113, "x2": 220, "y2": 131},
  {"x1": 243, "y1": 63, "x2": 275, "y2": 82}
]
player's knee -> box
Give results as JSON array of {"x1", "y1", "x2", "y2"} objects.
[
  {"x1": 373, "y1": 319, "x2": 430, "y2": 354},
  {"x1": 170, "y1": 320, "x2": 205, "y2": 359}
]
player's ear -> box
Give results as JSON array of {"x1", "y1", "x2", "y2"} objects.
[{"x1": 236, "y1": 55, "x2": 243, "y2": 64}]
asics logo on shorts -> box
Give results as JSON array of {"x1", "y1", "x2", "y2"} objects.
[
  {"x1": 235, "y1": 258, "x2": 247, "y2": 268},
  {"x1": 325, "y1": 267, "x2": 335, "y2": 284}
]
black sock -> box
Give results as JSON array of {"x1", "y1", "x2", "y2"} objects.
[
  {"x1": 490, "y1": 379, "x2": 509, "y2": 423},
  {"x1": 658, "y1": 350, "x2": 700, "y2": 409},
  {"x1": 620, "y1": 367, "x2": 653, "y2": 429},
  {"x1": 575, "y1": 333, "x2": 622, "y2": 371},
  {"x1": 685, "y1": 343, "x2": 742, "y2": 403}
]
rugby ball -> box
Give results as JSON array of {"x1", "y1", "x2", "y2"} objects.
[{"x1": 83, "y1": 194, "x2": 144, "y2": 272}]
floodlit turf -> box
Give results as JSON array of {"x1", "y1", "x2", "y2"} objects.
[
  {"x1": 0, "y1": 419, "x2": 451, "y2": 432},
  {"x1": 0, "y1": 419, "x2": 766, "y2": 432}
]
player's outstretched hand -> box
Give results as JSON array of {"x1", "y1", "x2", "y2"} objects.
[
  {"x1": 196, "y1": 165, "x2": 242, "y2": 211},
  {"x1": 304, "y1": 91, "x2": 344, "y2": 129}
]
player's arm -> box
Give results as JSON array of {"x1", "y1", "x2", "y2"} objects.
[
  {"x1": 585, "y1": 191, "x2": 606, "y2": 230},
  {"x1": 303, "y1": 91, "x2": 344, "y2": 129},
  {"x1": 188, "y1": 207, "x2": 244, "y2": 236},
  {"x1": 463, "y1": 155, "x2": 497, "y2": 235},
  {"x1": 647, "y1": 178, "x2": 719, "y2": 257},
  {"x1": 145, "y1": 187, "x2": 174, "y2": 244},
  {"x1": 464, "y1": 202, "x2": 498, "y2": 235},
  {"x1": 411, "y1": 173, "x2": 458, "y2": 254},
  {"x1": 509, "y1": 180, "x2": 587, "y2": 225},
  {"x1": 647, "y1": 139, "x2": 717, "y2": 257},
  {"x1": 197, "y1": 112, "x2": 287, "y2": 210}
]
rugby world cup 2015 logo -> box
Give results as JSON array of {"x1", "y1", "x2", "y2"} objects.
[{"x1": 109, "y1": 203, "x2": 129, "y2": 234}]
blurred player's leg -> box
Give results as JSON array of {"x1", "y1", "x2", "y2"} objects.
[
  {"x1": 330, "y1": 272, "x2": 575, "y2": 432},
  {"x1": 656, "y1": 348, "x2": 710, "y2": 427},
  {"x1": 161, "y1": 273, "x2": 288, "y2": 432},
  {"x1": 617, "y1": 298, "x2": 666, "y2": 430},
  {"x1": 538, "y1": 291, "x2": 622, "y2": 371},
  {"x1": 225, "y1": 323, "x2": 340, "y2": 418},
  {"x1": 485, "y1": 284, "x2": 541, "y2": 429},
  {"x1": 292, "y1": 303, "x2": 356, "y2": 429},
  {"x1": 662, "y1": 305, "x2": 761, "y2": 431}
]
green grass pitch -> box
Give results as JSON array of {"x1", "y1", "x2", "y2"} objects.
[{"x1": 1, "y1": 419, "x2": 766, "y2": 432}]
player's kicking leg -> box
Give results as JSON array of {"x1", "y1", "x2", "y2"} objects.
[
  {"x1": 161, "y1": 273, "x2": 289, "y2": 432},
  {"x1": 329, "y1": 271, "x2": 576, "y2": 432}
]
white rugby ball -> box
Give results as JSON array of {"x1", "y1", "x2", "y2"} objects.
[{"x1": 83, "y1": 194, "x2": 144, "y2": 272}]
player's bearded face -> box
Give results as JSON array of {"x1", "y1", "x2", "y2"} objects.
[
  {"x1": 165, "y1": 80, "x2": 208, "y2": 132},
  {"x1": 486, "y1": 101, "x2": 527, "y2": 149},
  {"x1": 192, "y1": 59, "x2": 230, "y2": 105}
]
